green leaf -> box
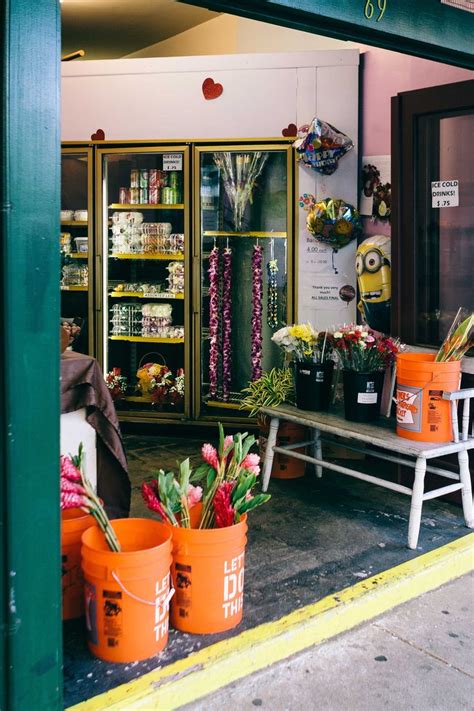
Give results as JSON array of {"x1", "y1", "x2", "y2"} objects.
[
  {"x1": 190, "y1": 462, "x2": 210, "y2": 483},
  {"x1": 206, "y1": 468, "x2": 216, "y2": 491},
  {"x1": 238, "y1": 493, "x2": 271, "y2": 514},
  {"x1": 217, "y1": 422, "x2": 225, "y2": 457}
]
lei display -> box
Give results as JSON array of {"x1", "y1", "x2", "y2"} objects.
[
  {"x1": 251, "y1": 245, "x2": 263, "y2": 381},
  {"x1": 222, "y1": 247, "x2": 233, "y2": 401},
  {"x1": 266, "y1": 258, "x2": 278, "y2": 329},
  {"x1": 208, "y1": 246, "x2": 220, "y2": 399}
]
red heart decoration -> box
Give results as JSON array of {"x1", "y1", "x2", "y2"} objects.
[
  {"x1": 282, "y1": 123, "x2": 298, "y2": 137},
  {"x1": 91, "y1": 128, "x2": 105, "y2": 141},
  {"x1": 202, "y1": 77, "x2": 223, "y2": 100}
]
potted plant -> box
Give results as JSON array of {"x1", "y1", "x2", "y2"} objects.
[
  {"x1": 240, "y1": 367, "x2": 306, "y2": 480},
  {"x1": 141, "y1": 425, "x2": 270, "y2": 634},
  {"x1": 332, "y1": 325, "x2": 400, "y2": 422},
  {"x1": 271, "y1": 323, "x2": 335, "y2": 411}
]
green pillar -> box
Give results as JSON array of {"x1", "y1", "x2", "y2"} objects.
[{"x1": 1, "y1": 1, "x2": 62, "y2": 709}]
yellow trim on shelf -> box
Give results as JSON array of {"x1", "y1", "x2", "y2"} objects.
[
  {"x1": 109, "y1": 203, "x2": 184, "y2": 210},
  {"x1": 66, "y1": 533, "x2": 474, "y2": 711},
  {"x1": 109, "y1": 291, "x2": 184, "y2": 299},
  {"x1": 69, "y1": 252, "x2": 88, "y2": 259},
  {"x1": 60, "y1": 220, "x2": 88, "y2": 226},
  {"x1": 109, "y1": 336, "x2": 184, "y2": 344},
  {"x1": 123, "y1": 395, "x2": 153, "y2": 403},
  {"x1": 61, "y1": 285, "x2": 88, "y2": 291},
  {"x1": 203, "y1": 230, "x2": 287, "y2": 238},
  {"x1": 109, "y1": 253, "x2": 184, "y2": 261},
  {"x1": 206, "y1": 400, "x2": 248, "y2": 410}
]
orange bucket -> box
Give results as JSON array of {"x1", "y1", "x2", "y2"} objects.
[
  {"x1": 62, "y1": 508, "x2": 96, "y2": 620},
  {"x1": 169, "y1": 505, "x2": 248, "y2": 634},
  {"x1": 259, "y1": 421, "x2": 306, "y2": 479},
  {"x1": 396, "y1": 353, "x2": 461, "y2": 443},
  {"x1": 81, "y1": 518, "x2": 173, "y2": 663}
]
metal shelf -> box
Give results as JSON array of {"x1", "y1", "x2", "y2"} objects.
[
  {"x1": 69, "y1": 252, "x2": 88, "y2": 259},
  {"x1": 109, "y1": 336, "x2": 184, "y2": 344},
  {"x1": 109, "y1": 203, "x2": 184, "y2": 210},
  {"x1": 203, "y1": 231, "x2": 287, "y2": 238},
  {"x1": 109, "y1": 291, "x2": 184, "y2": 299},
  {"x1": 61, "y1": 285, "x2": 88, "y2": 291},
  {"x1": 61, "y1": 220, "x2": 88, "y2": 226}
]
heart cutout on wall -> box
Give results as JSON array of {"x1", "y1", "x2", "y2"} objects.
[
  {"x1": 281, "y1": 123, "x2": 298, "y2": 137},
  {"x1": 202, "y1": 78, "x2": 223, "y2": 100},
  {"x1": 91, "y1": 128, "x2": 105, "y2": 140}
]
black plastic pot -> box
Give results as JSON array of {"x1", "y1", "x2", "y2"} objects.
[
  {"x1": 342, "y1": 370, "x2": 385, "y2": 422},
  {"x1": 295, "y1": 361, "x2": 334, "y2": 411}
]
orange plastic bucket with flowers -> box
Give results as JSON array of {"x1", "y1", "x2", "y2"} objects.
[
  {"x1": 169, "y1": 504, "x2": 248, "y2": 634},
  {"x1": 396, "y1": 353, "x2": 461, "y2": 443},
  {"x1": 61, "y1": 508, "x2": 96, "y2": 620},
  {"x1": 81, "y1": 518, "x2": 173, "y2": 663}
]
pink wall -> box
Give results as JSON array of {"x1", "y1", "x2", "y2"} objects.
[{"x1": 360, "y1": 45, "x2": 473, "y2": 156}]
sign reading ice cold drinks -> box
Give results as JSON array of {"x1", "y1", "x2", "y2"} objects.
[
  {"x1": 431, "y1": 180, "x2": 459, "y2": 208},
  {"x1": 163, "y1": 154, "x2": 183, "y2": 171}
]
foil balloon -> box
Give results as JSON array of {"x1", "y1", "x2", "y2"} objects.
[
  {"x1": 294, "y1": 118, "x2": 353, "y2": 175},
  {"x1": 339, "y1": 284, "x2": 356, "y2": 304},
  {"x1": 356, "y1": 234, "x2": 391, "y2": 333},
  {"x1": 306, "y1": 198, "x2": 362, "y2": 249}
]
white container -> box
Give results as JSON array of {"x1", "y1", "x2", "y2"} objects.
[
  {"x1": 74, "y1": 209, "x2": 88, "y2": 221},
  {"x1": 61, "y1": 209, "x2": 74, "y2": 221},
  {"x1": 74, "y1": 237, "x2": 88, "y2": 253}
]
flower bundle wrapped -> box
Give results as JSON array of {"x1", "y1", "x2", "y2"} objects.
[
  {"x1": 272, "y1": 323, "x2": 333, "y2": 364},
  {"x1": 332, "y1": 325, "x2": 400, "y2": 372},
  {"x1": 251, "y1": 245, "x2": 263, "y2": 381},
  {"x1": 105, "y1": 367, "x2": 128, "y2": 401},
  {"x1": 435, "y1": 308, "x2": 474, "y2": 362},
  {"x1": 141, "y1": 425, "x2": 270, "y2": 529},
  {"x1": 61, "y1": 444, "x2": 121, "y2": 552}
]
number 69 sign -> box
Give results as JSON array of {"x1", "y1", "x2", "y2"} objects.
[{"x1": 364, "y1": 0, "x2": 387, "y2": 21}]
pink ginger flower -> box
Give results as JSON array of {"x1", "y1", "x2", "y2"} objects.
[
  {"x1": 223, "y1": 435, "x2": 234, "y2": 451},
  {"x1": 60, "y1": 455, "x2": 82, "y2": 482},
  {"x1": 241, "y1": 452, "x2": 261, "y2": 477},
  {"x1": 141, "y1": 481, "x2": 168, "y2": 521},
  {"x1": 60, "y1": 478, "x2": 86, "y2": 495},
  {"x1": 213, "y1": 481, "x2": 236, "y2": 528},
  {"x1": 60, "y1": 492, "x2": 89, "y2": 510},
  {"x1": 201, "y1": 443, "x2": 219, "y2": 470},
  {"x1": 187, "y1": 484, "x2": 203, "y2": 508}
]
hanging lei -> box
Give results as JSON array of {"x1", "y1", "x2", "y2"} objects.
[
  {"x1": 266, "y1": 259, "x2": 278, "y2": 329},
  {"x1": 221, "y1": 247, "x2": 233, "y2": 401},
  {"x1": 208, "y1": 246, "x2": 220, "y2": 399},
  {"x1": 251, "y1": 245, "x2": 263, "y2": 381}
]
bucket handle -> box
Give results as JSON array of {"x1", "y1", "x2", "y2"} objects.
[{"x1": 111, "y1": 571, "x2": 175, "y2": 608}]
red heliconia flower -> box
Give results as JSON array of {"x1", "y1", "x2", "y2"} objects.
[
  {"x1": 213, "y1": 481, "x2": 236, "y2": 528},
  {"x1": 60, "y1": 455, "x2": 82, "y2": 482},
  {"x1": 60, "y1": 492, "x2": 89, "y2": 510},
  {"x1": 141, "y1": 481, "x2": 168, "y2": 521}
]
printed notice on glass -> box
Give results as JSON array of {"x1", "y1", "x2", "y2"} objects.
[
  {"x1": 300, "y1": 281, "x2": 342, "y2": 311},
  {"x1": 431, "y1": 180, "x2": 459, "y2": 208},
  {"x1": 163, "y1": 154, "x2": 183, "y2": 171}
]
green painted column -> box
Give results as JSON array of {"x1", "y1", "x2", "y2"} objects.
[{"x1": 1, "y1": 1, "x2": 62, "y2": 709}]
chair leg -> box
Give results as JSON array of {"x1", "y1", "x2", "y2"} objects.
[
  {"x1": 408, "y1": 457, "x2": 427, "y2": 550},
  {"x1": 312, "y1": 428, "x2": 322, "y2": 479},
  {"x1": 261, "y1": 417, "x2": 279, "y2": 493},
  {"x1": 458, "y1": 449, "x2": 474, "y2": 528}
]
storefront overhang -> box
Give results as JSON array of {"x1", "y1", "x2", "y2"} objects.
[{"x1": 182, "y1": 0, "x2": 474, "y2": 69}]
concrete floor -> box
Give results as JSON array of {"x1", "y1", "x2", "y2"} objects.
[
  {"x1": 63, "y1": 434, "x2": 472, "y2": 707},
  {"x1": 188, "y1": 572, "x2": 474, "y2": 711}
]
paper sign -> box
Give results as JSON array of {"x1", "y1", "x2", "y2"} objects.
[
  {"x1": 431, "y1": 180, "x2": 459, "y2": 208},
  {"x1": 163, "y1": 154, "x2": 183, "y2": 171}
]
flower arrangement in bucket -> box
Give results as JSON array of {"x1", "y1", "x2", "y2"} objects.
[
  {"x1": 332, "y1": 325, "x2": 401, "y2": 422},
  {"x1": 271, "y1": 324, "x2": 335, "y2": 411},
  {"x1": 136, "y1": 360, "x2": 185, "y2": 409},
  {"x1": 141, "y1": 425, "x2": 270, "y2": 634}
]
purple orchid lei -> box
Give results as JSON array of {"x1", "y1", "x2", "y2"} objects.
[
  {"x1": 222, "y1": 247, "x2": 233, "y2": 401},
  {"x1": 208, "y1": 246, "x2": 220, "y2": 399},
  {"x1": 251, "y1": 244, "x2": 263, "y2": 381}
]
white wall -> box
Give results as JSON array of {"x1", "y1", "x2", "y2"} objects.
[{"x1": 62, "y1": 50, "x2": 359, "y2": 327}]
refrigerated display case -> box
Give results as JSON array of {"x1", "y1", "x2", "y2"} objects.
[
  {"x1": 96, "y1": 145, "x2": 190, "y2": 422},
  {"x1": 61, "y1": 146, "x2": 94, "y2": 354},
  {"x1": 193, "y1": 144, "x2": 294, "y2": 422}
]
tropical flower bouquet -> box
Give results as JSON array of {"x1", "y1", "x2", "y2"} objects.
[
  {"x1": 142, "y1": 424, "x2": 270, "y2": 529},
  {"x1": 435, "y1": 308, "x2": 474, "y2": 362},
  {"x1": 272, "y1": 324, "x2": 335, "y2": 411},
  {"x1": 105, "y1": 367, "x2": 128, "y2": 401},
  {"x1": 136, "y1": 361, "x2": 185, "y2": 408},
  {"x1": 332, "y1": 325, "x2": 401, "y2": 423}
]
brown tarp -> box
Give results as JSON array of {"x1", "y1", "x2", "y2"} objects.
[{"x1": 61, "y1": 351, "x2": 131, "y2": 518}]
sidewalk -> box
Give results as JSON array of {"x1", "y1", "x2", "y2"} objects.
[{"x1": 186, "y1": 572, "x2": 474, "y2": 711}]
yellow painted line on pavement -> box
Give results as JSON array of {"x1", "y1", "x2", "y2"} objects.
[{"x1": 68, "y1": 532, "x2": 474, "y2": 711}]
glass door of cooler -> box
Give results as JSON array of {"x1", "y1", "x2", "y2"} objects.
[
  {"x1": 194, "y1": 144, "x2": 293, "y2": 421},
  {"x1": 97, "y1": 146, "x2": 190, "y2": 420},
  {"x1": 61, "y1": 146, "x2": 94, "y2": 354}
]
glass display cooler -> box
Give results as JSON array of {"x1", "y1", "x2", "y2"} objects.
[
  {"x1": 61, "y1": 146, "x2": 94, "y2": 354},
  {"x1": 96, "y1": 146, "x2": 190, "y2": 422},
  {"x1": 193, "y1": 144, "x2": 294, "y2": 422}
]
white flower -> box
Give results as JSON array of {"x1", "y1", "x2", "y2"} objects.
[{"x1": 334, "y1": 331, "x2": 343, "y2": 339}]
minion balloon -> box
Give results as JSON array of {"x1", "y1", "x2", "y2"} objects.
[{"x1": 356, "y1": 235, "x2": 391, "y2": 333}]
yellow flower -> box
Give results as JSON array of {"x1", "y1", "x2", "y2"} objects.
[{"x1": 289, "y1": 323, "x2": 317, "y2": 344}]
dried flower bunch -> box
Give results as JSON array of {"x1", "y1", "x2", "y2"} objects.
[
  {"x1": 60, "y1": 444, "x2": 121, "y2": 552},
  {"x1": 142, "y1": 425, "x2": 270, "y2": 529},
  {"x1": 332, "y1": 324, "x2": 400, "y2": 372}
]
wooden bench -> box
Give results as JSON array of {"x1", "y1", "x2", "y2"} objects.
[{"x1": 261, "y1": 389, "x2": 474, "y2": 549}]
